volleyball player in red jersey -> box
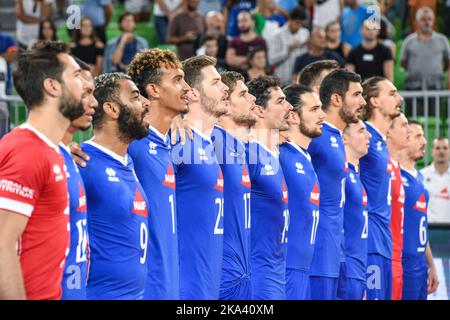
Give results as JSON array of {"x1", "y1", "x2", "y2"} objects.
[{"x1": 387, "y1": 112, "x2": 411, "y2": 300}]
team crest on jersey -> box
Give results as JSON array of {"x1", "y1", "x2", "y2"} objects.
[
  {"x1": 162, "y1": 163, "x2": 176, "y2": 190},
  {"x1": 376, "y1": 141, "x2": 383, "y2": 152},
  {"x1": 262, "y1": 163, "x2": 275, "y2": 175},
  {"x1": 241, "y1": 165, "x2": 251, "y2": 188},
  {"x1": 330, "y1": 136, "x2": 339, "y2": 148},
  {"x1": 53, "y1": 164, "x2": 64, "y2": 182},
  {"x1": 149, "y1": 142, "x2": 158, "y2": 155},
  {"x1": 413, "y1": 193, "x2": 427, "y2": 213},
  {"x1": 132, "y1": 188, "x2": 148, "y2": 217},
  {"x1": 77, "y1": 182, "x2": 87, "y2": 212},
  {"x1": 198, "y1": 148, "x2": 208, "y2": 161},
  {"x1": 214, "y1": 168, "x2": 224, "y2": 192},
  {"x1": 436, "y1": 187, "x2": 449, "y2": 200},
  {"x1": 309, "y1": 181, "x2": 320, "y2": 206},
  {"x1": 106, "y1": 167, "x2": 120, "y2": 182},
  {"x1": 295, "y1": 162, "x2": 305, "y2": 174},
  {"x1": 282, "y1": 180, "x2": 288, "y2": 203},
  {"x1": 349, "y1": 172, "x2": 357, "y2": 184},
  {"x1": 362, "y1": 187, "x2": 368, "y2": 206}
]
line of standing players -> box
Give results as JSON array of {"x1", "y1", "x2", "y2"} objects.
[{"x1": 0, "y1": 41, "x2": 439, "y2": 300}]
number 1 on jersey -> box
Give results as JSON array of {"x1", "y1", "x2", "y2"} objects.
[{"x1": 243, "y1": 192, "x2": 251, "y2": 229}]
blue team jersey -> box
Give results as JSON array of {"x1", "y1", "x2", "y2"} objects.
[
  {"x1": 401, "y1": 169, "x2": 429, "y2": 262},
  {"x1": 245, "y1": 141, "x2": 289, "y2": 300},
  {"x1": 307, "y1": 122, "x2": 347, "y2": 278},
  {"x1": 172, "y1": 127, "x2": 224, "y2": 300},
  {"x1": 360, "y1": 122, "x2": 392, "y2": 259},
  {"x1": 343, "y1": 163, "x2": 368, "y2": 281},
  {"x1": 279, "y1": 141, "x2": 319, "y2": 272},
  {"x1": 79, "y1": 141, "x2": 149, "y2": 300},
  {"x1": 211, "y1": 126, "x2": 252, "y2": 295},
  {"x1": 128, "y1": 127, "x2": 179, "y2": 300},
  {"x1": 60, "y1": 144, "x2": 88, "y2": 300}
]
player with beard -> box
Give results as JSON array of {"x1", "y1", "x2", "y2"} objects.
[
  {"x1": 280, "y1": 84, "x2": 326, "y2": 300},
  {"x1": 171, "y1": 55, "x2": 229, "y2": 299},
  {"x1": 246, "y1": 75, "x2": 293, "y2": 300},
  {"x1": 386, "y1": 113, "x2": 411, "y2": 300},
  {"x1": 307, "y1": 69, "x2": 366, "y2": 300},
  {"x1": 211, "y1": 71, "x2": 257, "y2": 300},
  {"x1": 0, "y1": 41, "x2": 87, "y2": 299},
  {"x1": 127, "y1": 49, "x2": 190, "y2": 300},
  {"x1": 79, "y1": 72, "x2": 151, "y2": 300},
  {"x1": 338, "y1": 120, "x2": 371, "y2": 300},
  {"x1": 398, "y1": 121, "x2": 439, "y2": 300},
  {"x1": 360, "y1": 76, "x2": 403, "y2": 300},
  {"x1": 60, "y1": 58, "x2": 98, "y2": 300}
]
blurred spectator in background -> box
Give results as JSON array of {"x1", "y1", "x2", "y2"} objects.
[
  {"x1": 153, "y1": 0, "x2": 182, "y2": 45},
  {"x1": 168, "y1": 0, "x2": 205, "y2": 60},
  {"x1": 313, "y1": 0, "x2": 343, "y2": 29},
  {"x1": 277, "y1": 0, "x2": 299, "y2": 12},
  {"x1": 224, "y1": 0, "x2": 256, "y2": 37},
  {"x1": 296, "y1": 59, "x2": 339, "y2": 91},
  {"x1": 38, "y1": 18, "x2": 57, "y2": 42},
  {"x1": 268, "y1": 6, "x2": 310, "y2": 85},
  {"x1": 346, "y1": 20, "x2": 393, "y2": 81},
  {"x1": 246, "y1": 46, "x2": 269, "y2": 80},
  {"x1": 200, "y1": 35, "x2": 230, "y2": 72},
  {"x1": 252, "y1": 0, "x2": 288, "y2": 40},
  {"x1": 226, "y1": 11, "x2": 266, "y2": 69},
  {"x1": 408, "y1": 0, "x2": 437, "y2": 32},
  {"x1": 378, "y1": 0, "x2": 397, "y2": 58},
  {"x1": 16, "y1": 0, "x2": 53, "y2": 50},
  {"x1": 341, "y1": 0, "x2": 371, "y2": 48},
  {"x1": 124, "y1": 0, "x2": 151, "y2": 22},
  {"x1": 104, "y1": 12, "x2": 148, "y2": 73},
  {"x1": 292, "y1": 27, "x2": 344, "y2": 81},
  {"x1": 199, "y1": 0, "x2": 222, "y2": 15},
  {"x1": 400, "y1": 6, "x2": 450, "y2": 91},
  {"x1": 421, "y1": 137, "x2": 450, "y2": 223},
  {"x1": 0, "y1": 29, "x2": 17, "y2": 95},
  {"x1": 325, "y1": 20, "x2": 351, "y2": 59},
  {"x1": 202, "y1": 11, "x2": 228, "y2": 59},
  {"x1": 71, "y1": 16, "x2": 105, "y2": 76},
  {"x1": 70, "y1": 0, "x2": 113, "y2": 45}
]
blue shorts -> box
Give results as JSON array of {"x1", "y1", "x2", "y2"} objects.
[
  {"x1": 286, "y1": 269, "x2": 311, "y2": 300},
  {"x1": 366, "y1": 254, "x2": 392, "y2": 300},
  {"x1": 337, "y1": 263, "x2": 365, "y2": 300},
  {"x1": 402, "y1": 257, "x2": 427, "y2": 300},
  {"x1": 219, "y1": 277, "x2": 252, "y2": 300},
  {"x1": 310, "y1": 276, "x2": 338, "y2": 300}
]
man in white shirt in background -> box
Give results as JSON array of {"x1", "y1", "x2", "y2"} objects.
[
  {"x1": 420, "y1": 137, "x2": 450, "y2": 224},
  {"x1": 268, "y1": 6, "x2": 309, "y2": 86}
]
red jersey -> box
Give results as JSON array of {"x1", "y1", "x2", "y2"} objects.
[
  {"x1": 0, "y1": 125, "x2": 69, "y2": 300},
  {"x1": 390, "y1": 158, "x2": 405, "y2": 261},
  {"x1": 389, "y1": 158, "x2": 405, "y2": 300}
]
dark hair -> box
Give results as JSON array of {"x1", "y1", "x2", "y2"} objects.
[
  {"x1": 93, "y1": 72, "x2": 131, "y2": 129},
  {"x1": 38, "y1": 19, "x2": 57, "y2": 41},
  {"x1": 325, "y1": 20, "x2": 340, "y2": 34},
  {"x1": 221, "y1": 71, "x2": 244, "y2": 92},
  {"x1": 73, "y1": 56, "x2": 91, "y2": 71},
  {"x1": 289, "y1": 6, "x2": 307, "y2": 21},
  {"x1": 203, "y1": 34, "x2": 218, "y2": 45},
  {"x1": 407, "y1": 119, "x2": 422, "y2": 127},
  {"x1": 182, "y1": 55, "x2": 217, "y2": 89},
  {"x1": 13, "y1": 41, "x2": 70, "y2": 109},
  {"x1": 246, "y1": 75, "x2": 281, "y2": 108},
  {"x1": 298, "y1": 60, "x2": 339, "y2": 88},
  {"x1": 319, "y1": 69, "x2": 361, "y2": 111},
  {"x1": 72, "y1": 16, "x2": 99, "y2": 44},
  {"x1": 118, "y1": 12, "x2": 135, "y2": 30},
  {"x1": 247, "y1": 47, "x2": 266, "y2": 64},
  {"x1": 283, "y1": 84, "x2": 315, "y2": 113},
  {"x1": 361, "y1": 76, "x2": 386, "y2": 120},
  {"x1": 127, "y1": 48, "x2": 181, "y2": 98}
]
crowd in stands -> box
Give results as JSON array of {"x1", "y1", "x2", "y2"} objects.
[{"x1": 1, "y1": 0, "x2": 450, "y2": 95}]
